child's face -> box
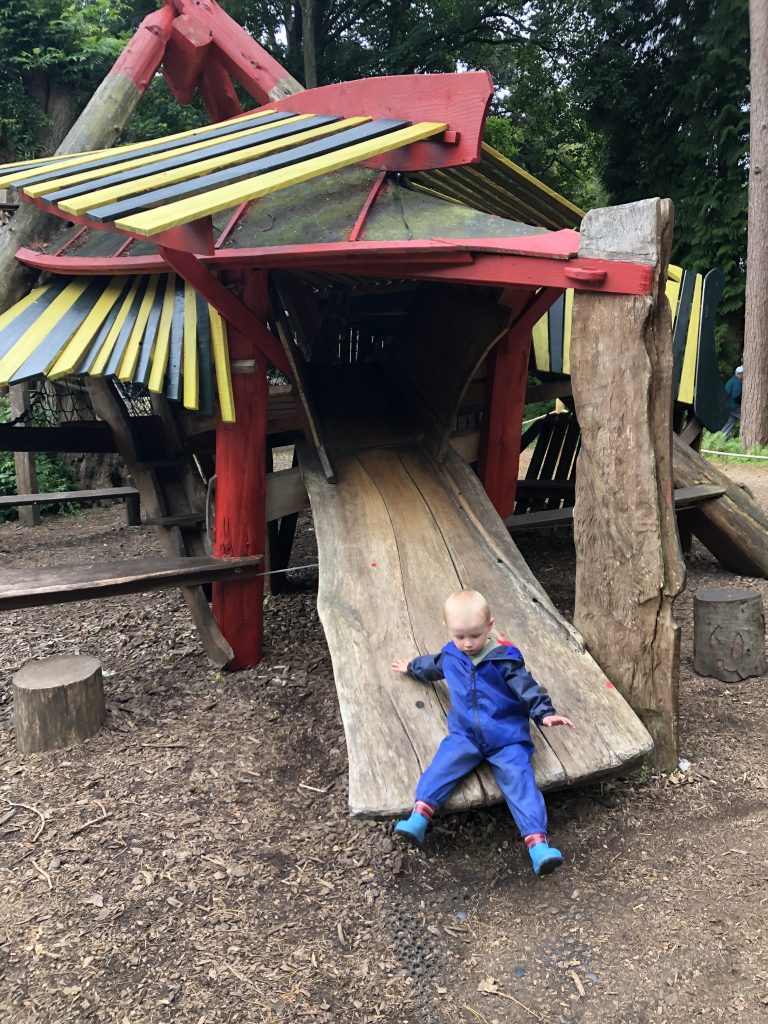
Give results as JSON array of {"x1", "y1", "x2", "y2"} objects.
[{"x1": 444, "y1": 610, "x2": 494, "y2": 657}]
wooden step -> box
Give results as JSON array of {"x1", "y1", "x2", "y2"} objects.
[
  {"x1": 0, "y1": 556, "x2": 263, "y2": 611},
  {"x1": 141, "y1": 513, "x2": 206, "y2": 528}
]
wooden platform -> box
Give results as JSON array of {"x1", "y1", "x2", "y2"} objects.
[
  {"x1": 0, "y1": 556, "x2": 263, "y2": 611},
  {"x1": 300, "y1": 443, "x2": 652, "y2": 818}
]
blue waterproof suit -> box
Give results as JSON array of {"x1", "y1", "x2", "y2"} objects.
[{"x1": 408, "y1": 641, "x2": 556, "y2": 837}]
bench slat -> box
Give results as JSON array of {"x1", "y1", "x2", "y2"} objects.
[
  {"x1": 0, "y1": 555, "x2": 263, "y2": 610},
  {"x1": 506, "y1": 484, "x2": 727, "y2": 531},
  {"x1": 0, "y1": 487, "x2": 139, "y2": 507}
]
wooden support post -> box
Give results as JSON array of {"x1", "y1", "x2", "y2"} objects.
[
  {"x1": 10, "y1": 383, "x2": 39, "y2": 527},
  {"x1": 477, "y1": 327, "x2": 531, "y2": 519},
  {"x1": 212, "y1": 271, "x2": 268, "y2": 669},
  {"x1": 570, "y1": 199, "x2": 685, "y2": 771}
]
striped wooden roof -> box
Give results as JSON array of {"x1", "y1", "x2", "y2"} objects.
[
  {"x1": 0, "y1": 274, "x2": 235, "y2": 421},
  {"x1": 0, "y1": 108, "x2": 446, "y2": 239}
]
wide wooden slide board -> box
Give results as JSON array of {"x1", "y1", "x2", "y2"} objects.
[{"x1": 300, "y1": 443, "x2": 652, "y2": 817}]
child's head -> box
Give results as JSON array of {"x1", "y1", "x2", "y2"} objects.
[{"x1": 443, "y1": 589, "x2": 494, "y2": 656}]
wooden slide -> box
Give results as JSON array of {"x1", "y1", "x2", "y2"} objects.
[{"x1": 300, "y1": 443, "x2": 653, "y2": 818}]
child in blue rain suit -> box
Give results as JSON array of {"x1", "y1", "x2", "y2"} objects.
[{"x1": 391, "y1": 589, "x2": 575, "y2": 876}]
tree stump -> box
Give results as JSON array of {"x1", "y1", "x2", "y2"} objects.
[
  {"x1": 13, "y1": 655, "x2": 104, "y2": 753},
  {"x1": 693, "y1": 588, "x2": 767, "y2": 681}
]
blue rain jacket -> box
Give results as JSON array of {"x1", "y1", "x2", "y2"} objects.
[{"x1": 408, "y1": 641, "x2": 555, "y2": 749}]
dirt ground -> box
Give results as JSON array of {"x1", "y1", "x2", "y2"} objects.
[{"x1": 1, "y1": 461, "x2": 766, "y2": 1024}]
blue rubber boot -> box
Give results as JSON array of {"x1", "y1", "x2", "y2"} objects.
[
  {"x1": 528, "y1": 840, "x2": 563, "y2": 876},
  {"x1": 394, "y1": 811, "x2": 429, "y2": 848}
]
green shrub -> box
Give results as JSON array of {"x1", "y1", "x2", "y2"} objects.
[{"x1": 700, "y1": 429, "x2": 768, "y2": 466}]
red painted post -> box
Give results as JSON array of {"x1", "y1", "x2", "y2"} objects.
[
  {"x1": 477, "y1": 327, "x2": 532, "y2": 520},
  {"x1": 212, "y1": 271, "x2": 269, "y2": 668}
]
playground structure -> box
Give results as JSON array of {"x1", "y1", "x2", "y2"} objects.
[{"x1": 1, "y1": 0, "x2": 767, "y2": 815}]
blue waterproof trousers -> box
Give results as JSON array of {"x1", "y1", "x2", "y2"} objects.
[{"x1": 414, "y1": 731, "x2": 547, "y2": 838}]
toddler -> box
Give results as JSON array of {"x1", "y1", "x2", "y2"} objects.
[{"x1": 391, "y1": 589, "x2": 574, "y2": 875}]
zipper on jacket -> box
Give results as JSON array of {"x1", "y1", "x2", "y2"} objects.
[{"x1": 470, "y1": 665, "x2": 486, "y2": 744}]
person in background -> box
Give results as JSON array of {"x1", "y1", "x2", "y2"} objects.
[{"x1": 721, "y1": 364, "x2": 743, "y2": 440}]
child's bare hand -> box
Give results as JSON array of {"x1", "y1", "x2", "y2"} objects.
[
  {"x1": 541, "y1": 715, "x2": 575, "y2": 729},
  {"x1": 391, "y1": 659, "x2": 410, "y2": 674}
]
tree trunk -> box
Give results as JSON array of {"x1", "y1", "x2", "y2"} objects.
[
  {"x1": 742, "y1": 0, "x2": 768, "y2": 448},
  {"x1": 693, "y1": 587, "x2": 767, "y2": 681},
  {"x1": 10, "y1": 383, "x2": 40, "y2": 527},
  {"x1": 570, "y1": 198, "x2": 686, "y2": 771},
  {"x1": 13, "y1": 655, "x2": 104, "y2": 752},
  {"x1": 299, "y1": 0, "x2": 318, "y2": 88}
]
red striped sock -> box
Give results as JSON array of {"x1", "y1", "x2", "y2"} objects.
[
  {"x1": 524, "y1": 832, "x2": 548, "y2": 848},
  {"x1": 414, "y1": 801, "x2": 435, "y2": 820}
]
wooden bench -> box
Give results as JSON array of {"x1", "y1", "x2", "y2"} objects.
[
  {"x1": 506, "y1": 484, "x2": 726, "y2": 532},
  {"x1": 0, "y1": 487, "x2": 141, "y2": 526},
  {"x1": 0, "y1": 555, "x2": 264, "y2": 611}
]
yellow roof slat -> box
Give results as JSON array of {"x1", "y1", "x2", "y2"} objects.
[
  {"x1": 0, "y1": 280, "x2": 91, "y2": 384},
  {"x1": 88, "y1": 278, "x2": 142, "y2": 376},
  {"x1": 0, "y1": 108, "x2": 278, "y2": 190},
  {"x1": 48, "y1": 278, "x2": 128, "y2": 379},
  {"x1": 23, "y1": 114, "x2": 313, "y2": 201},
  {"x1": 118, "y1": 275, "x2": 160, "y2": 381},
  {"x1": 182, "y1": 281, "x2": 199, "y2": 411},
  {"x1": 58, "y1": 117, "x2": 370, "y2": 216},
  {"x1": 148, "y1": 274, "x2": 177, "y2": 394},
  {"x1": 116, "y1": 121, "x2": 448, "y2": 237},
  {"x1": 209, "y1": 305, "x2": 235, "y2": 424}
]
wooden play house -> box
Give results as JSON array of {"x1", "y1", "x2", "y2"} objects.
[{"x1": 2, "y1": 0, "x2": 766, "y2": 816}]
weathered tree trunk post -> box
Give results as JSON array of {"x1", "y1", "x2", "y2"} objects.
[
  {"x1": 742, "y1": 0, "x2": 768, "y2": 449},
  {"x1": 570, "y1": 198, "x2": 686, "y2": 770},
  {"x1": 13, "y1": 655, "x2": 104, "y2": 752},
  {"x1": 693, "y1": 588, "x2": 767, "y2": 681},
  {"x1": 10, "y1": 383, "x2": 39, "y2": 527},
  {"x1": 0, "y1": 7, "x2": 173, "y2": 315},
  {"x1": 212, "y1": 271, "x2": 268, "y2": 669}
]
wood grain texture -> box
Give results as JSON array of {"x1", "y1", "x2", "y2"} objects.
[
  {"x1": 300, "y1": 441, "x2": 652, "y2": 818},
  {"x1": 13, "y1": 655, "x2": 104, "y2": 753},
  {"x1": 0, "y1": 555, "x2": 263, "y2": 610},
  {"x1": 569, "y1": 198, "x2": 685, "y2": 770},
  {"x1": 693, "y1": 588, "x2": 767, "y2": 682},
  {"x1": 672, "y1": 433, "x2": 768, "y2": 576}
]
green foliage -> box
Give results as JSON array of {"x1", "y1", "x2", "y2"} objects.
[
  {"x1": 700, "y1": 429, "x2": 768, "y2": 466},
  {"x1": 0, "y1": 0, "x2": 134, "y2": 159},
  {"x1": 547, "y1": 0, "x2": 749, "y2": 343},
  {"x1": 0, "y1": 394, "x2": 76, "y2": 521}
]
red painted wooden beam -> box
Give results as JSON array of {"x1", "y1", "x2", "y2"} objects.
[
  {"x1": 348, "y1": 172, "x2": 388, "y2": 242},
  {"x1": 111, "y1": 6, "x2": 175, "y2": 90},
  {"x1": 15, "y1": 237, "x2": 654, "y2": 295},
  {"x1": 171, "y1": 0, "x2": 303, "y2": 102},
  {"x1": 197, "y1": 57, "x2": 244, "y2": 123},
  {"x1": 158, "y1": 245, "x2": 291, "y2": 377},
  {"x1": 262, "y1": 72, "x2": 494, "y2": 172},
  {"x1": 212, "y1": 269, "x2": 269, "y2": 669},
  {"x1": 478, "y1": 327, "x2": 532, "y2": 519},
  {"x1": 162, "y1": 14, "x2": 213, "y2": 105}
]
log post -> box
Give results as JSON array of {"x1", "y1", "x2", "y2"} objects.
[
  {"x1": 10, "y1": 383, "x2": 40, "y2": 527},
  {"x1": 212, "y1": 271, "x2": 268, "y2": 669},
  {"x1": 13, "y1": 655, "x2": 104, "y2": 752},
  {"x1": 570, "y1": 199, "x2": 686, "y2": 770},
  {"x1": 693, "y1": 588, "x2": 767, "y2": 681}
]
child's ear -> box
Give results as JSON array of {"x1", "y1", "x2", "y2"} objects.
[{"x1": 488, "y1": 616, "x2": 495, "y2": 631}]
